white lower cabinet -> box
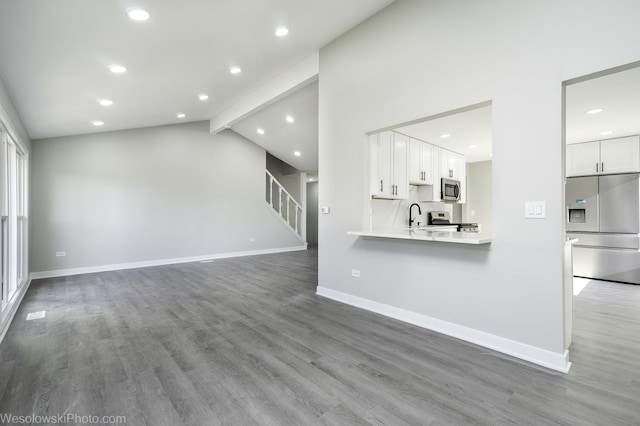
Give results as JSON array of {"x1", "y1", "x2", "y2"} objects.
[{"x1": 370, "y1": 131, "x2": 408, "y2": 199}]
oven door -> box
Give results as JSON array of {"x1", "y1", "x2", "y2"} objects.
[{"x1": 441, "y1": 178, "x2": 460, "y2": 201}]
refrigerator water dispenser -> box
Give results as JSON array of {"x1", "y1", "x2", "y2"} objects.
[{"x1": 568, "y1": 209, "x2": 586, "y2": 223}]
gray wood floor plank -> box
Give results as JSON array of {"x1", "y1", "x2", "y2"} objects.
[{"x1": 2, "y1": 248, "x2": 640, "y2": 425}]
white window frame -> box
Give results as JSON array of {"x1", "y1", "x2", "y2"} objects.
[{"x1": 0, "y1": 127, "x2": 28, "y2": 313}]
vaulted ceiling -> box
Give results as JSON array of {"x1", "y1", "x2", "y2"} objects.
[{"x1": 0, "y1": 0, "x2": 393, "y2": 140}]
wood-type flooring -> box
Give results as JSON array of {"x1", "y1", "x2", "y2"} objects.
[{"x1": 1, "y1": 248, "x2": 639, "y2": 425}]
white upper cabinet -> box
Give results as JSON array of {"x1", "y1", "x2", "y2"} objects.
[
  {"x1": 428, "y1": 146, "x2": 466, "y2": 203},
  {"x1": 408, "y1": 137, "x2": 434, "y2": 185},
  {"x1": 393, "y1": 133, "x2": 409, "y2": 198},
  {"x1": 567, "y1": 136, "x2": 640, "y2": 177},
  {"x1": 440, "y1": 149, "x2": 464, "y2": 181},
  {"x1": 600, "y1": 136, "x2": 640, "y2": 174},
  {"x1": 370, "y1": 131, "x2": 408, "y2": 199},
  {"x1": 371, "y1": 131, "x2": 465, "y2": 203},
  {"x1": 567, "y1": 141, "x2": 600, "y2": 177}
]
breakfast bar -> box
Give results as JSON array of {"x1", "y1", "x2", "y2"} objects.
[{"x1": 347, "y1": 228, "x2": 492, "y2": 245}]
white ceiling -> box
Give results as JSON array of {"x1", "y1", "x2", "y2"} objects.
[
  {"x1": 394, "y1": 105, "x2": 493, "y2": 163},
  {"x1": 0, "y1": 0, "x2": 393, "y2": 140},
  {"x1": 565, "y1": 66, "x2": 640, "y2": 144},
  {"x1": 231, "y1": 80, "x2": 318, "y2": 172}
]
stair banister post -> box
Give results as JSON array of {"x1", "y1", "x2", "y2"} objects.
[
  {"x1": 300, "y1": 172, "x2": 307, "y2": 241},
  {"x1": 269, "y1": 174, "x2": 273, "y2": 207}
]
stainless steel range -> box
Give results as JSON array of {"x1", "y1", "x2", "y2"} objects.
[{"x1": 428, "y1": 211, "x2": 480, "y2": 233}]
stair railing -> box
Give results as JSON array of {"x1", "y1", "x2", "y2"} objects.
[{"x1": 265, "y1": 170, "x2": 305, "y2": 241}]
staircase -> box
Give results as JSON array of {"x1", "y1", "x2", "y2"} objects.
[{"x1": 265, "y1": 170, "x2": 306, "y2": 243}]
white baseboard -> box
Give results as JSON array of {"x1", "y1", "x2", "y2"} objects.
[
  {"x1": 0, "y1": 277, "x2": 32, "y2": 345},
  {"x1": 30, "y1": 245, "x2": 308, "y2": 280},
  {"x1": 316, "y1": 286, "x2": 571, "y2": 373}
]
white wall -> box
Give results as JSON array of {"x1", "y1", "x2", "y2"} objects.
[
  {"x1": 30, "y1": 121, "x2": 303, "y2": 274},
  {"x1": 0, "y1": 75, "x2": 30, "y2": 151},
  {"x1": 266, "y1": 152, "x2": 302, "y2": 202},
  {"x1": 464, "y1": 161, "x2": 492, "y2": 233},
  {"x1": 318, "y1": 0, "x2": 640, "y2": 370}
]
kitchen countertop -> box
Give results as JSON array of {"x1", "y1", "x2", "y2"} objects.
[{"x1": 347, "y1": 227, "x2": 492, "y2": 245}]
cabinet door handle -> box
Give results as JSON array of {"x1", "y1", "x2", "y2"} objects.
[
  {"x1": 601, "y1": 162, "x2": 604, "y2": 172},
  {"x1": 596, "y1": 163, "x2": 599, "y2": 172},
  {"x1": 380, "y1": 180, "x2": 383, "y2": 192}
]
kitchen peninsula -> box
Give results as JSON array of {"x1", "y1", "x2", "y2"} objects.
[{"x1": 348, "y1": 228, "x2": 491, "y2": 244}]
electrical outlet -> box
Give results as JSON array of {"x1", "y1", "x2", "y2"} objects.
[
  {"x1": 351, "y1": 269, "x2": 360, "y2": 278},
  {"x1": 56, "y1": 251, "x2": 66, "y2": 257}
]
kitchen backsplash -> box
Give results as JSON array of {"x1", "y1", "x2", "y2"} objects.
[{"x1": 370, "y1": 186, "x2": 453, "y2": 229}]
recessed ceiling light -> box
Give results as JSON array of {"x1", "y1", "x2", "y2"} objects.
[
  {"x1": 440, "y1": 133, "x2": 451, "y2": 139},
  {"x1": 127, "y1": 8, "x2": 150, "y2": 21},
  {"x1": 294, "y1": 151, "x2": 301, "y2": 157},
  {"x1": 601, "y1": 130, "x2": 613, "y2": 135},
  {"x1": 468, "y1": 145, "x2": 477, "y2": 149},
  {"x1": 257, "y1": 128, "x2": 265, "y2": 135},
  {"x1": 198, "y1": 94, "x2": 209, "y2": 101},
  {"x1": 91, "y1": 120, "x2": 104, "y2": 126},
  {"x1": 286, "y1": 115, "x2": 294, "y2": 123},
  {"x1": 230, "y1": 66, "x2": 242, "y2": 75},
  {"x1": 275, "y1": 26, "x2": 289, "y2": 37},
  {"x1": 109, "y1": 64, "x2": 127, "y2": 74},
  {"x1": 586, "y1": 108, "x2": 604, "y2": 115},
  {"x1": 176, "y1": 113, "x2": 186, "y2": 118},
  {"x1": 98, "y1": 99, "x2": 113, "y2": 106}
]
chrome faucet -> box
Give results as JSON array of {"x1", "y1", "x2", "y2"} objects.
[{"x1": 409, "y1": 203, "x2": 422, "y2": 227}]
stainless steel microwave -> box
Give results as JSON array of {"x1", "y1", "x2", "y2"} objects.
[{"x1": 441, "y1": 178, "x2": 461, "y2": 201}]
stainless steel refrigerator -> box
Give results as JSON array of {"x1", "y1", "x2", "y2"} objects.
[{"x1": 566, "y1": 173, "x2": 640, "y2": 284}]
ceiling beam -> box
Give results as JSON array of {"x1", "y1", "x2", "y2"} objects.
[{"x1": 209, "y1": 52, "x2": 319, "y2": 134}]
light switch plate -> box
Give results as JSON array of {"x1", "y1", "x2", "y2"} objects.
[
  {"x1": 525, "y1": 201, "x2": 546, "y2": 219},
  {"x1": 320, "y1": 206, "x2": 330, "y2": 214}
]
